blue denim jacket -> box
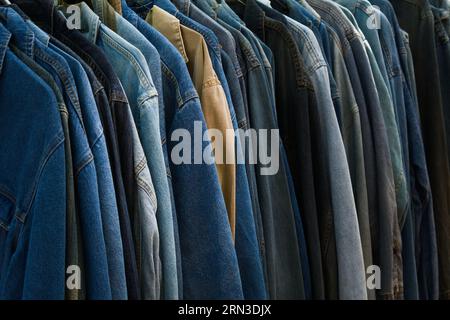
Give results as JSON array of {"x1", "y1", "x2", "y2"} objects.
[
  {"x1": 165, "y1": 0, "x2": 267, "y2": 299},
  {"x1": 27, "y1": 19, "x2": 128, "y2": 300},
  {"x1": 0, "y1": 23, "x2": 67, "y2": 299},
  {"x1": 123, "y1": 1, "x2": 244, "y2": 299},
  {"x1": 76, "y1": 2, "x2": 161, "y2": 299},
  {"x1": 4, "y1": 8, "x2": 119, "y2": 298},
  {"x1": 91, "y1": 0, "x2": 178, "y2": 300}
]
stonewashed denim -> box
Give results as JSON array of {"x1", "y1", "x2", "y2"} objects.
[
  {"x1": 124, "y1": 1, "x2": 244, "y2": 300},
  {"x1": 266, "y1": 3, "x2": 371, "y2": 289},
  {"x1": 1, "y1": 9, "x2": 114, "y2": 299},
  {"x1": 390, "y1": 0, "x2": 450, "y2": 299},
  {"x1": 74, "y1": 2, "x2": 161, "y2": 299},
  {"x1": 369, "y1": 0, "x2": 439, "y2": 298},
  {"x1": 369, "y1": 11, "x2": 418, "y2": 299},
  {"x1": 91, "y1": 0, "x2": 178, "y2": 300},
  {"x1": 6, "y1": 43, "x2": 83, "y2": 300},
  {"x1": 119, "y1": 2, "x2": 183, "y2": 299},
  {"x1": 155, "y1": 0, "x2": 266, "y2": 299},
  {"x1": 268, "y1": 0, "x2": 343, "y2": 124},
  {"x1": 309, "y1": 0, "x2": 400, "y2": 299},
  {"x1": 206, "y1": 0, "x2": 315, "y2": 299},
  {"x1": 232, "y1": 0, "x2": 340, "y2": 300},
  {"x1": 12, "y1": 0, "x2": 141, "y2": 299},
  {"x1": 0, "y1": 23, "x2": 66, "y2": 299},
  {"x1": 338, "y1": 3, "x2": 409, "y2": 240},
  {"x1": 257, "y1": 1, "x2": 366, "y2": 300}
]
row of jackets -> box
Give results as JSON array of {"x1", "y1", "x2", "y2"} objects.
[{"x1": 0, "y1": 0, "x2": 449, "y2": 300}]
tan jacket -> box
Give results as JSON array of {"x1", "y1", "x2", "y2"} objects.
[{"x1": 148, "y1": 6, "x2": 237, "y2": 238}]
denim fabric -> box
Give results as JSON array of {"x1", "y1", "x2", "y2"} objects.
[
  {"x1": 120, "y1": 2, "x2": 183, "y2": 299},
  {"x1": 92, "y1": 0, "x2": 178, "y2": 300},
  {"x1": 205, "y1": 0, "x2": 319, "y2": 299},
  {"x1": 220, "y1": 50, "x2": 268, "y2": 299},
  {"x1": 390, "y1": 0, "x2": 450, "y2": 300},
  {"x1": 40, "y1": 28, "x2": 128, "y2": 299},
  {"x1": 433, "y1": 7, "x2": 450, "y2": 172},
  {"x1": 75, "y1": 2, "x2": 161, "y2": 299},
  {"x1": 209, "y1": 14, "x2": 271, "y2": 294},
  {"x1": 400, "y1": 29, "x2": 439, "y2": 300},
  {"x1": 135, "y1": 0, "x2": 266, "y2": 298},
  {"x1": 11, "y1": 0, "x2": 142, "y2": 300},
  {"x1": 309, "y1": 0, "x2": 399, "y2": 299},
  {"x1": 368, "y1": 10, "x2": 418, "y2": 299},
  {"x1": 173, "y1": 0, "x2": 243, "y2": 89},
  {"x1": 335, "y1": 0, "x2": 390, "y2": 87},
  {"x1": 1, "y1": 8, "x2": 114, "y2": 299},
  {"x1": 259, "y1": 1, "x2": 366, "y2": 299},
  {"x1": 43, "y1": 34, "x2": 127, "y2": 300},
  {"x1": 124, "y1": 1, "x2": 244, "y2": 300},
  {"x1": 269, "y1": 0, "x2": 343, "y2": 124},
  {"x1": 370, "y1": 0, "x2": 439, "y2": 298},
  {"x1": 434, "y1": 7, "x2": 450, "y2": 299},
  {"x1": 7, "y1": 44, "x2": 84, "y2": 300},
  {"x1": 338, "y1": 7, "x2": 408, "y2": 261},
  {"x1": 233, "y1": 0, "x2": 337, "y2": 300},
  {"x1": 0, "y1": 23, "x2": 66, "y2": 299}
]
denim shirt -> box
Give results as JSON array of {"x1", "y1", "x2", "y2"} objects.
[
  {"x1": 0, "y1": 23, "x2": 66, "y2": 299},
  {"x1": 75, "y1": 2, "x2": 161, "y2": 299},
  {"x1": 123, "y1": 1, "x2": 244, "y2": 300}
]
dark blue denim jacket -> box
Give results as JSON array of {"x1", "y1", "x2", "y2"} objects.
[
  {"x1": 0, "y1": 23, "x2": 66, "y2": 299},
  {"x1": 0, "y1": 7, "x2": 113, "y2": 299}
]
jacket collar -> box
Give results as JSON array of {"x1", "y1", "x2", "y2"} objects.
[{"x1": 146, "y1": 6, "x2": 189, "y2": 62}]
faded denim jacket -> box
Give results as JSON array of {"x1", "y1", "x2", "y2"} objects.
[
  {"x1": 122, "y1": 0, "x2": 245, "y2": 300},
  {"x1": 90, "y1": 0, "x2": 179, "y2": 300},
  {"x1": 75, "y1": 2, "x2": 161, "y2": 299}
]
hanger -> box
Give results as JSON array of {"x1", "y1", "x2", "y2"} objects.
[{"x1": 0, "y1": 0, "x2": 11, "y2": 5}]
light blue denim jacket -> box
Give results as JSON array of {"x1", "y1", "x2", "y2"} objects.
[
  {"x1": 123, "y1": 1, "x2": 244, "y2": 299},
  {"x1": 76, "y1": 2, "x2": 161, "y2": 299}
]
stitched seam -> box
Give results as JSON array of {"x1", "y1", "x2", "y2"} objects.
[
  {"x1": 161, "y1": 61, "x2": 199, "y2": 109},
  {"x1": 75, "y1": 153, "x2": 95, "y2": 178},
  {"x1": 102, "y1": 29, "x2": 152, "y2": 89},
  {"x1": 35, "y1": 48, "x2": 85, "y2": 131},
  {"x1": 265, "y1": 20, "x2": 311, "y2": 88},
  {"x1": 22, "y1": 132, "x2": 65, "y2": 219}
]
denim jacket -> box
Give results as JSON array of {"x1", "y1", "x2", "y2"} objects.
[
  {"x1": 0, "y1": 23, "x2": 66, "y2": 299},
  {"x1": 75, "y1": 2, "x2": 161, "y2": 299},
  {"x1": 124, "y1": 1, "x2": 245, "y2": 300}
]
